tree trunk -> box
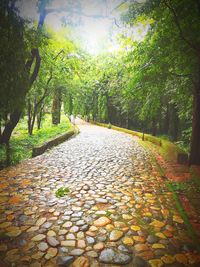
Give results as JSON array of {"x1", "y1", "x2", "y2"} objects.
[
  {"x1": 28, "y1": 99, "x2": 32, "y2": 135},
  {"x1": 37, "y1": 108, "x2": 43, "y2": 130},
  {"x1": 0, "y1": 110, "x2": 21, "y2": 144},
  {"x1": 189, "y1": 87, "x2": 200, "y2": 165},
  {"x1": 163, "y1": 104, "x2": 170, "y2": 135},
  {"x1": 169, "y1": 105, "x2": 179, "y2": 141},
  {"x1": 52, "y1": 87, "x2": 62, "y2": 125},
  {"x1": 152, "y1": 119, "x2": 157, "y2": 136}
]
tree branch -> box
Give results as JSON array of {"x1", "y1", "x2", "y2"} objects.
[
  {"x1": 53, "y1": 49, "x2": 64, "y2": 60},
  {"x1": 168, "y1": 71, "x2": 192, "y2": 78},
  {"x1": 168, "y1": 71, "x2": 196, "y2": 85},
  {"x1": 29, "y1": 48, "x2": 41, "y2": 86},
  {"x1": 163, "y1": 0, "x2": 199, "y2": 52}
]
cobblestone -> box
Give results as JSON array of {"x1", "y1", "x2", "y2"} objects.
[{"x1": 0, "y1": 120, "x2": 199, "y2": 266}]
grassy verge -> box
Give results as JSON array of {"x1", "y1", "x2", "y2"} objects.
[
  {"x1": 0, "y1": 114, "x2": 73, "y2": 167},
  {"x1": 94, "y1": 121, "x2": 186, "y2": 163},
  {"x1": 166, "y1": 181, "x2": 200, "y2": 251}
]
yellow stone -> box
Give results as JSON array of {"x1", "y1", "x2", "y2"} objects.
[
  {"x1": 122, "y1": 214, "x2": 133, "y2": 220},
  {"x1": 106, "y1": 224, "x2": 114, "y2": 232},
  {"x1": 6, "y1": 229, "x2": 22, "y2": 237},
  {"x1": 161, "y1": 255, "x2": 175, "y2": 264},
  {"x1": 27, "y1": 226, "x2": 39, "y2": 232},
  {"x1": 110, "y1": 230, "x2": 124, "y2": 241},
  {"x1": 131, "y1": 225, "x2": 141, "y2": 231},
  {"x1": 175, "y1": 254, "x2": 188, "y2": 265},
  {"x1": 144, "y1": 212, "x2": 152, "y2": 217},
  {"x1": 93, "y1": 217, "x2": 111, "y2": 227},
  {"x1": 72, "y1": 256, "x2": 89, "y2": 267},
  {"x1": 145, "y1": 193, "x2": 153, "y2": 197},
  {"x1": 0, "y1": 222, "x2": 12, "y2": 228},
  {"x1": 89, "y1": 226, "x2": 98, "y2": 232},
  {"x1": 155, "y1": 232, "x2": 166, "y2": 239},
  {"x1": 47, "y1": 230, "x2": 56, "y2": 237},
  {"x1": 152, "y1": 244, "x2": 165, "y2": 249},
  {"x1": 149, "y1": 259, "x2": 163, "y2": 267},
  {"x1": 32, "y1": 252, "x2": 45, "y2": 260},
  {"x1": 150, "y1": 220, "x2": 165, "y2": 228},
  {"x1": 122, "y1": 237, "x2": 134, "y2": 246},
  {"x1": 173, "y1": 215, "x2": 184, "y2": 224}
]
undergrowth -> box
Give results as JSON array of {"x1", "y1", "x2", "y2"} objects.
[{"x1": 0, "y1": 114, "x2": 72, "y2": 167}]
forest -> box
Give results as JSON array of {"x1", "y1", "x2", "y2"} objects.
[{"x1": 0, "y1": 0, "x2": 200, "y2": 166}]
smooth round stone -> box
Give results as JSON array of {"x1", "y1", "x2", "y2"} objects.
[
  {"x1": 118, "y1": 245, "x2": 132, "y2": 253},
  {"x1": 99, "y1": 248, "x2": 115, "y2": 263},
  {"x1": 6, "y1": 229, "x2": 22, "y2": 237},
  {"x1": 47, "y1": 236, "x2": 60, "y2": 247},
  {"x1": 114, "y1": 252, "x2": 132, "y2": 265},
  {"x1": 96, "y1": 198, "x2": 108, "y2": 204},
  {"x1": 66, "y1": 233, "x2": 76, "y2": 240},
  {"x1": 147, "y1": 235, "x2": 159, "y2": 244},
  {"x1": 86, "y1": 236, "x2": 95, "y2": 245},
  {"x1": 31, "y1": 234, "x2": 46, "y2": 241},
  {"x1": 109, "y1": 230, "x2": 123, "y2": 241},
  {"x1": 86, "y1": 251, "x2": 98, "y2": 258},
  {"x1": 93, "y1": 217, "x2": 111, "y2": 227},
  {"x1": 80, "y1": 225, "x2": 89, "y2": 232},
  {"x1": 63, "y1": 222, "x2": 73, "y2": 228},
  {"x1": 122, "y1": 237, "x2": 134, "y2": 246},
  {"x1": 76, "y1": 220, "x2": 85, "y2": 226},
  {"x1": 57, "y1": 256, "x2": 74, "y2": 266},
  {"x1": 64, "y1": 211, "x2": 73, "y2": 216},
  {"x1": 36, "y1": 217, "x2": 46, "y2": 226},
  {"x1": 47, "y1": 230, "x2": 56, "y2": 237},
  {"x1": 77, "y1": 240, "x2": 86, "y2": 248},
  {"x1": 59, "y1": 247, "x2": 68, "y2": 253},
  {"x1": 38, "y1": 242, "x2": 48, "y2": 251},
  {"x1": 77, "y1": 232, "x2": 85, "y2": 239},
  {"x1": 70, "y1": 249, "x2": 85, "y2": 256},
  {"x1": 42, "y1": 222, "x2": 52, "y2": 229},
  {"x1": 71, "y1": 256, "x2": 89, "y2": 267},
  {"x1": 99, "y1": 248, "x2": 132, "y2": 264},
  {"x1": 45, "y1": 247, "x2": 58, "y2": 259},
  {"x1": 93, "y1": 242, "x2": 104, "y2": 250},
  {"x1": 61, "y1": 240, "x2": 76, "y2": 247},
  {"x1": 70, "y1": 226, "x2": 79, "y2": 233},
  {"x1": 97, "y1": 236, "x2": 107, "y2": 242}
]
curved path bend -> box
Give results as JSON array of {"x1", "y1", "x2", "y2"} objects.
[{"x1": 0, "y1": 120, "x2": 199, "y2": 267}]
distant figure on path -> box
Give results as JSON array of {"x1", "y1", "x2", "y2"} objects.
[{"x1": 70, "y1": 114, "x2": 75, "y2": 126}]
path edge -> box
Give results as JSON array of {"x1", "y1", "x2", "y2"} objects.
[{"x1": 32, "y1": 126, "x2": 80, "y2": 157}]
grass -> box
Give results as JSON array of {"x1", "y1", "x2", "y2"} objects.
[
  {"x1": 55, "y1": 186, "x2": 70, "y2": 198},
  {"x1": 0, "y1": 114, "x2": 72, "y2": 167},
  {"x1": 166, "y1": 181, "x2": 200, "y2": 251}
]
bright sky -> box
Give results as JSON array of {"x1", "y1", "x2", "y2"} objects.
[{"x1": 17, "y1": 0, "x2": 145, "y2": 54}]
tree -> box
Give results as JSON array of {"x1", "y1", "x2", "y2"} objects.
[{"x1": 122, "y1": 0, "x2": 200, "y2": 164}]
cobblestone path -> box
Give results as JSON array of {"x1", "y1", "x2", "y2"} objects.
[{"x1": 0, "y1": 121, "x2": 200, "y2": 267}]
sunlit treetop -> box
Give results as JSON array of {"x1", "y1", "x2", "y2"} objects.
[{"x1": 16, "y1": 0, "x2": 149, "y2": 54}]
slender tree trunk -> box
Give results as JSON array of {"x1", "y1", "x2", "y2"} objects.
[
  {"x1": 37, "y1": 108, "x2": 43, "y2": 129},
  {"x1": 169, "y1": 105, "x2": 179, "y2": 141},
  {"x1": 0, "y1": 115, "x2": 2, "y2": 137},
  {"x1": 152, "y1": 119, "x2": 157, "y2": 136},
  {"x1": 189, "y1": 84, "x2": 200, "y2": 165},
  {"x1": 52, "y1": 87, "x2": 62, "y2": 125},
  {"x1": 163, "y1": 104, "x2": 170, "y2": 135},
  {"x1": 28, "y1": 99, "x2": 32, "y2": 135}
]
